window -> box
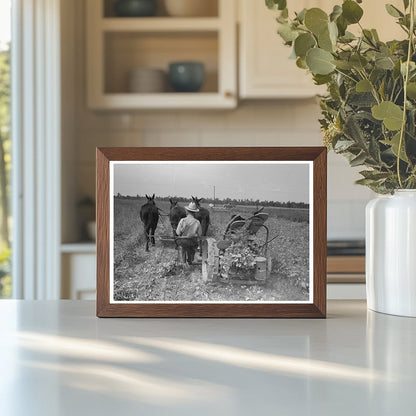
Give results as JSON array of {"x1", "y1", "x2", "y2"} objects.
[{"x1": 0, "y1": 0, "x2": 11, "y2": 298}]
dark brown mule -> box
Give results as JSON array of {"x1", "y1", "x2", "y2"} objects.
[
  {"x1": 192, "y1": 196, "x2": 210, "y2": 236},
  {"x1": 169, "y1": 199, "x2": 186, "y2": 236},
  {"x1": 140, "y1": 194, "x2": 159, "y2": 251}
]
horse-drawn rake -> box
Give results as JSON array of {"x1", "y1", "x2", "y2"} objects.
[{"x1": 160, "y1": 209, "x2": 273, "y2": 285}]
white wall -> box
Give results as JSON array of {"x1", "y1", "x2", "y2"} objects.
[{"x1": 62, "y1": 0, "x2": 374, "y2": 243}]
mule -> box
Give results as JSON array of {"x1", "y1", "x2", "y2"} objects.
[
  {"x1": 169, "y1": 199, "x2": 186, "y2": 236},
  {"x1": 192, "y1": 196, "x2": 210, "y2": 236},
  {"x1": 140, "y1": 194, "x2": 159, "y2": 251}
]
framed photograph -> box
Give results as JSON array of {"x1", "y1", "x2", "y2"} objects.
[{"x1": 96, "y1": 147, "x2": 327, "y2": 318}]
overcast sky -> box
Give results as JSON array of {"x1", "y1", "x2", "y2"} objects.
[{"x1": 113, "y1": 162, "x2": 310, "y2": 203}]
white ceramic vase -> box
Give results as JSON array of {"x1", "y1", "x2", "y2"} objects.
[{"x1": 366, "y1": 190, "x2": 416, "y2": 317}]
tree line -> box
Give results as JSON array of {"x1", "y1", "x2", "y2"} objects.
[{"x1": 115, "y1": 193, "x2": 309, "y2": 209}]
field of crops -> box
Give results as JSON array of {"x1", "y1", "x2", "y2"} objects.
[{"x1": 113, "y1": 197, "x2": 310, "y2": 302}]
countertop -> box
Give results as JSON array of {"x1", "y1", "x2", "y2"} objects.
[{"x1": 0, "y1": 300, "x2": 415, "y2": 415}]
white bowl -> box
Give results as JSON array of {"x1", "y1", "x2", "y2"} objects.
[
  {"x1": 128, "y1": 68, "x2": 167, "y2": 93},
  {"x1": 164, "y1": 0, "x2": 217, "y2": 17}
]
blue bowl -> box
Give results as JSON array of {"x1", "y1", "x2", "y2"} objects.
[
  {"x1": 168, "y1": 62, "x2": 205, "y2": 93},
  {"x1": 114, "y1": 0, "x2": 158, "y2": 17}
]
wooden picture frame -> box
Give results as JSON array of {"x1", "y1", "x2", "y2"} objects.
[{"x1": 96, "y1": 147, "x2": 327, "y2": 318}]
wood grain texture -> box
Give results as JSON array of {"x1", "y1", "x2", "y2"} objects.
[
  {"x1": 96, "y1": 147, "x2": 327, "y2": 318},
  {"x1": 327, "y1": 256, "x2": 365, "y2": 274}
]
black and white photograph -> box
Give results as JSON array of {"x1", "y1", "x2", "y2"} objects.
[{"x1": 110, "y1": 161, "x2": 312, "y2": 303}]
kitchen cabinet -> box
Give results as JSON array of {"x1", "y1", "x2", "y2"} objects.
[
  {"x1": 238, "y1": 0, "x2": 404, "y2": 99},
  {"x1": 239, "y1": 0, "x2": 325, "y2": 99},
  {"x1": 86, "y1": 0, "x2": 237, "y2": 109},
  {"x1": 61, "y1": 244, "x2": 96, "y2": 300}
]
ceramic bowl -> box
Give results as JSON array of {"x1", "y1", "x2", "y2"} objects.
[
  {"x1": 164, "y1": 0, "x2": 217, "y2": 17},
  {"x1": 114, "y1": 0, "x2": 158, "y2": 17},
  {"x1": 168, "y1": 62, "x2": 205, "y2": 92},
  {"x1": 128, "y1": 68, "x2": 167, "y2": 93}
]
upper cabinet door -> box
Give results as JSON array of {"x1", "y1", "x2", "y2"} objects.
[
  {"x1": 239, "y1": 0, "x2": 405, "y2": 100},
  {"x1": 239, "y1": 0, "x2": 325, "y2": 99}
]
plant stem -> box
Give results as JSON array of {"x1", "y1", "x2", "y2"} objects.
[
  {"x1": 334, "y1": 68, "x2": 358, "y2": 84},
  {"x1": 397, "y1": 0, "x2": 415, "y2": 188}
]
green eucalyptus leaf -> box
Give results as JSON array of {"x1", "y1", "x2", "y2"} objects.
[
  {"x1": 348, "y1": 92, "x2": 377, "y2": 107},
  {"x1": 372, "y1": 101, "x2": 404, "y2": 131},
  {"x1": 333, "y1": 60, "x2": 353, "y2": 70},
  {"x1": 342, "y1": 0, "x2": 364, "y2": 24},
  {"x1": 330, "y1": 5, "x2": 343, "y2": 22},
  {"x1": 370, "y1": 68, "x2": 385, "y2": 84},
  {"x1": 304, "y1": 8, "x2": 329, "y2": 35},
  {"x1": 385, "y1": 4, "x2": 404, "y2": 18},
  {"x1": 296, "y1": 57, "x2": 308, "y2": 69},
  {"x1": 378, "y1": 77, "x2": 386, "y2": 100},
  {"x1": 356, "y1": 178, "x2": 378, "y2": 186},
  {"x1": 313, "y1": 74, "x2": 332, "y2": 85},
  {"x1": 306, "y1": 48, "x2": 335, "y2": 75},
  {"x1": 350, "y1": 54, "x2": 368, "y2": 70},
  {"x1": 363, "y1": 29, "x2": 376, "y2": 46},
  {"x1": 344, "y1": 114, "x2": 367, "y2": 147},
  {"x1": 339, "y1": 31, "x2": 356, "y2": 43},
  {"x1": 401, "y1": 61, "x2": 416, "y2": 76},
  {"x1": 277, "y1": 23, "x2": 299, "y2": 43},
  {"x1": 334, "y1": 140, "x2": 355, "y2": 151},
  {"x1": 382, "y1": 132, "x2": 409, "y2": 162},
  {"x1": 318, "y1": 27, "x2": 334, "y2": 52},
  {"x1": 276, "y1": 14, "x2": 287, "y2": 24},
  {"x1": 399, "y1": 14, "x2": 411, "y2": 29},
  {"x1": 369, "y1": 136, "x2": 382, "y2": 163},
  {"x1": 296, "y1": 8, "x2": 307, "y2": 23},
  {"x1": 360, "y1": 170, "x2": 392, "y2": 181},
  {"x1": 328, "y1": 21, "x2": 338, "y2": 44},
  {"x1": 371, "y1": 29, "x2": 380, "y2": 42},
  {"x1": 336, "y1": 15, "x2": 348, "y2": 36},
  {"x1": 407, "y1": 82, "x2": 416, "y2": 99},
  {"x1": 350, "y1": 152, "x2": 368, "y2": 167},
  {"x1": 294, "y1": 33, "x2": 316, "y2": 57},
  {"x1": 375, "y1": 55, "x2": 395, "y2": 70},
  {"x1": 356, "y1": 79, "x2": 372, "y2": 92},
  {"x1": 393, "y1": 60, "x2": 402, "y2": 79},
  {"x1": 266, "y1": 0, "x2": 287, "y2": 11}
]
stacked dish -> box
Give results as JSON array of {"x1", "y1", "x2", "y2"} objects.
[{"x1": 128, "y1": 68, "x2": 167, "y2": 93}]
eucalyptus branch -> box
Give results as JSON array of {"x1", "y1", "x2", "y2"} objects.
[
  {"x1": 334, "y1": 68, "x2": 358, "y2": 84},
  {"x1": 393, "y1": 85, "x2": 404, "y2": 104},
  {"x1": 359, "y1": 69, "x2": 381, "y2": 104},
  {"x1": 397, "y1": 0, "x2": 415, "y2": 188}
]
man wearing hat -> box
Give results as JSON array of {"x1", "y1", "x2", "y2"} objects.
[{"x1": 176, "y1": 201, "x2": 202, "y2": 265}]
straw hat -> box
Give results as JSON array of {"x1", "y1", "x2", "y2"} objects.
[{"x1": 184, "y1": 201, "x2": 199, "y2": 213}]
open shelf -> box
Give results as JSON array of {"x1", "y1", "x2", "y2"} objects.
[
  {"x1": 61, "y1": 242, "x2": 96, "y2": 254},
  {"x1": 104, "y1": 0, "x2": 219, "y2": 18},
  {"x1": 90, "y1": 92, "x2": 234, "y2": 109},
  {"x1": 101, "y1": 17, "x2": 221, "y2": 32},
  {"x1": 104, "y1": 31, "x2": 218, "y2": 94},
  {"x1": 87, "y1": 0, "x2": 236, "y2": 109}
]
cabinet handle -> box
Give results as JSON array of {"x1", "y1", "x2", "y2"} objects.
[{"x1": 225, "y1": 91, "x2": 234, "y2": 99}]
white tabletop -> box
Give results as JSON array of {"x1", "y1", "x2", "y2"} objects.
[{"x1": 0, "y1": 300, "x2": 415, "y2": 416}]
